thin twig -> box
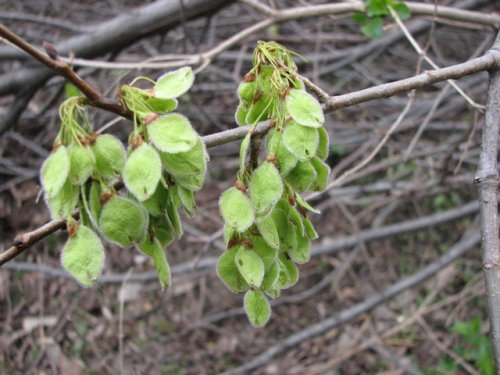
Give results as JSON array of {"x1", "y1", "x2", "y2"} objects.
[{"x1": 0, "y1": 23, "x2": 133, "y2": 120}]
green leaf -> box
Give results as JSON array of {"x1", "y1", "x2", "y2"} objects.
[
  {"x1": 142, "y1": 182, "x2": 168, "y2": 216},
  {"x1": 123, "y1": 144, "x2": 162, "y2": 201},
  {"x1": 288, "y1": 232, "x2": 311, "y2": 264},
  {"x1": 283, "y1": 120, "x2": 319, "y2": 161},
  {"x1": 176, "y1": 185, "x2": 197, "y2": 217},
  {"x1": 138, "y1": 237, "x2": 171, "y2": 289},
  {"x1": 392, "y1": 2, "x2": 411, "y2": 20},
  {"x1": 361, "y1": 16, "x2": 384, "y2": 39},
  {"x1": 64, "y1": 83, "x2": 83, "y2": 98},
  {"x1": 303, "y1": 216, "x2": 319, "y2": 239},
  {"x1": 154, "y1": 67, "x2": 195, "y2": 99},
  {"x1": 286, "y1": 160, "x2": 317, "y2": 192},
  {"x1": 61, "y1": 224, "x2": 104, "y2": 286},
  {"x1": 92, "y1": 134, "x2": 126, "y2": 179},
  {"x1": 366, "y1": 0, "x2": 390, "y2": 16},
  {"x1": 316, "y1": 127, "x2": 329, "y2": 160},
  {"x1": 99, "y1": 196, "x2": 148, "y2": 247},
  {"x1": 249, "y1": 162, "x2": 283, "y2": 221},
  {"x1": 148, "y1": 114, "x2": 198, "y2": 154},
  {"x1": 310, "y1": 157, "x2": 330, "y2": 191},
  {"x1": 244, "y1": 290, "x2": 271, "y2": 327},
  {"x1": 271, "y1": 208, "x2": 297, "y2": 252},
  {"x1": 276, "y1": 254, "x2": 299, "y2": 289},
  {"x1": 295, "y1": 193, "x2": 320, "y2": 214},
  {"x1": 251, "y1": 236, "x2": 277, "y2": 270},
  {"x1": 68, "y1": 144, "x2": 95, "y2": 185},
  {"x1": 46, "y1": 179, "x2": 79, "y2": 219},
  {"x1": 239, "y1": 133, "x2": 251, "y2": 173},
  {"x1": 237, "y1": 81, "x2": 257, "y2": 105},
  {"x1": 269, "y1": 130, "x2": 298, "y2": 177},
  {"x1": 352, "y1": 12, "x2": 368, "y2": 24},
  {"x1": 235, "y1": 247, "x2": 265, "y2": 288},
  {"x1": 235, "y1": 105, "x2": 249, "y2": 126},
  {"x1": 89, "y1": 181, "x2": 102, "y2": 224},
  {"x1": 246, "y1": 96, "x2": 273, "y2": 124},
  {"x1": 146, "y1": 97, "x2": 178, "y2": 113},
  {"x1": 165, "y1": 192, "x2": 183, "y2": 237},
  {"x1": 219, "y1": 187, "x2": 255, "y2": 232},
  {"x1": 174, "y1": 173, "x2": 205, "y2": 192},
  {"x1": 216, "y1": 246, "x2": 249, "y2": 293},
  {"x1": 160, "y1": 137, "x2": 208, "y2": 177},
  {"x1": 41, "y1": 145, "x2": 70, "y2": 198},
  {"x1": 261, "y1": 261, "x2": 279, "y2": 291},
  {"x1": 257, "y1": 214, "x2": 280, "y2": 249},
  {"x1": 285, "y1": 89, "x2": 324, "y2": 128}
]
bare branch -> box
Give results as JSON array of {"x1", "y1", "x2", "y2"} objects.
[
  {"x1": 475, "y1": 31, "x2": 500, "y2": 368},
  {"x1": 0, "y1": 23, "x2": 133, "y2": 120}
]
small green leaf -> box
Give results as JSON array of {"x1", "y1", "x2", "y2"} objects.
[
  {"x1": 61, "y1": 224, "x2": 104, "y2": 286},
  {"x1": 46, "y1": 179, "x2": 79, "y2": 219},
  {"x1": 123, "y1": 144, "x2": 162, "y2": 201},
  {"x1": 216, "y1": 246, "x2": 249, "y2": 293},
  {"x1": 295, "y1": 193, "x2": 320, "y2": 214},
  {"x1": 276, "y1": 254, "x2": 299, "y2": 289},
  {"x1": 288, "y1": 232, "x2": 311, "y2": 264},
  {"x1": 352, "y1": 12, "x2": 368, "y2": 25},
  {"x1": 237, "y1": 81, "x2": 257, "y2": 105},
  {"x1": 244, "y1": 290, "x2": 271, "y2": 327},
  {"x1": 251, "y1": 236, "x2": 277, "y2": 270},
  {"x1": 68, "y1": 144, "x2": 95, "y2": 185},
  {"x1": 235, "y1": 105, "x2": 249, "y2": 126},
  {"x1": 366, "y1": 0, "x2": 390, "y2": 16},
  {"x1": 257, "y1": 214, "x2": 280, "y2": 249},
  {"x1": 146, "y1": 97, "x2": 178, "y2": 113},
  {"x1": 64, "y1": 83, "x2": 83, "y2": 98},
  {"x1": 176, "y1": 185, "x2": 197, "y2": 217},
  {"x1": 283, "y1": 120, "x2": 319, "y2": 161},
  {"x1": 148, "y1": 114, "x2": 198, "y2": 154},
  {"x1": 154, "y1": 67, "x2": 195, "y2": 99},
  {"x1": 392, "y1": 2, "x2": 411, "y2": 20},
  {"x1": 246, "y1": 96, "x2": 273, "y2": 124},
  {"x1": 219, "y1": 187, "x2": 255, "y2": 232},
  {"x1": 310, "y1": 157, "x2": 330, "y2": 191},
  {"x1": 239, "y1": 133, "x2": 251, "y2": 173},
  {"x1": 303, "y1": 216, "x2": 319, "y2": 239},
  {"x1": 285, "y1": 89, "x2": 324, "y2": 128},
  {"x1": 165, "y1": 192, "x2": 183, "y2": 237},
  {"x1": 249, "y1": 162, "x2": 283, "y2": 221},
  {"x1": 316, "y1": 128, "x2": 329, "y2": 160},
  {"x1": 142, "y1": 182, "x2": 168, "y2": 216},
  {"x1": 286, "y1": 160, "x2": 317, "y2": 192},
  {"x1": 235, "y1": 247, "x2": 265, "y2": 288},
  {"x1": 268, "y1": 130, "x2": 298, "y2": 176},
  {"x1": 261, "y1": 261, "x2": 279, "y2": 291},
  {"x1": 89, "y1": 182, "x2": 102, "y2": 224},
  {"x1": 92, "y1": 134, "x2": 126, "y2": 179},
  {"x1": 99, "y1": 196, "x2": 148, "y2": 247},
  {"x1": 41, "y1": 145, "x2": 70, "y2": 198},
  {"x1": 361, "y1": 16, "x2": 384, "y2": 39},
  {"x1": 161, "y1": 137, "x2": 208, "y2": 177},
  {"x1": 271, "y1": 208, "x2": 296, "y2": 252},
  {"x1": 138, "y1": 237, "x2": 171, "y2": 289},
  {"x1": 174, "y1": 172, "x2": 205, "y2": 192}
]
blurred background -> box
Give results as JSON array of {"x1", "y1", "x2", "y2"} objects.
[{"x1": 0, "y1": 0, "x2": 498, "y2": 373}]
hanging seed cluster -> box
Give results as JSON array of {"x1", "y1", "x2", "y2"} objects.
[
  {"x1": 217, "y1": 41, "x2": 331, "y2": 327},
  {"x1": 40, "y1": 67, "x2": 207, "y2": 288}
]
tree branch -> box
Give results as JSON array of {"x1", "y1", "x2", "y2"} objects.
[
  {"x1": 475, "y1": 31, "x2": 500, "y2": 369},
  {"x1": 0, "y1": 23, "x2": 133, "y2": 120}
]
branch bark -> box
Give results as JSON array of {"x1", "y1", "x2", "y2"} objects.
[{"x1": 475, "y1": 31, "x2": 500, "y2": 369}]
